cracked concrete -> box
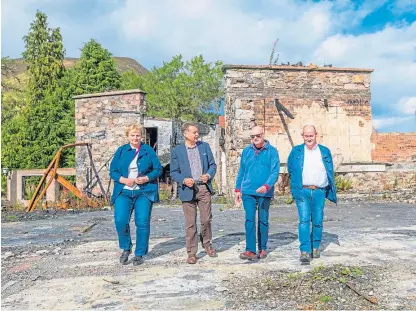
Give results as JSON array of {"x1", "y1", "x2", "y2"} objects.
[{"x1": 1, "y1": 202, "x2": 416, "y2": 310}]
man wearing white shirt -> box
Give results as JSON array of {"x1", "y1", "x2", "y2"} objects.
[{"x1": 287, "y1": 125, "x2": 337, "y2": 265}]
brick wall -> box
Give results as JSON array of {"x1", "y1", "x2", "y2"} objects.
[{"x1": 371, "y1": 131, "x2": 416, "y2": 163}]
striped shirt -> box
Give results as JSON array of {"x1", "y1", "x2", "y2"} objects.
[{"x1": 186, "y1": 145, "x2": 203, "y2": 181}]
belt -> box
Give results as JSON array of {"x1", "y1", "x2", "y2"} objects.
[
  {"x1": 194, "y1": 181, "x2": 206, "y2": 186},
  {"x1": 303, "y1": 185, "x2": 325, "y2": 190}
]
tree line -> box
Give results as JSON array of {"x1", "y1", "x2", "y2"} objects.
[{"x1": 1, "y1": 11, "x2": 224, "y2": 181}]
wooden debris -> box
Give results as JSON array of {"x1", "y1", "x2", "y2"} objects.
[
  {"x1": 80, "y1": 223, "x2": 97, "y2": 234},
  {"x1": 103, "y1": 278, "x2": 120, "y2": 285},
  {"x1": 345, "y1": 282, "x2": 378, "y2": 304}
]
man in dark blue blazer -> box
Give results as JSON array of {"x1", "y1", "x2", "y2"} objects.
[{"x1": 170, "y1": 122, "x2": 217, "y2": 264}]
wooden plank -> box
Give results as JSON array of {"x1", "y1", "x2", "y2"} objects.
[{"x1": 56, "y1": 175, "x2": 99, "y2": 208}]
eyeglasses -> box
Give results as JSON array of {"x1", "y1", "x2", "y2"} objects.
[{"x1": 250, "y1": 134, "x2": 263, "y2": 139}]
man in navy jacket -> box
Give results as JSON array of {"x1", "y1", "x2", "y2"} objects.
[
  {"x1": 235, "y1": 126, "x2": 280, "y2": 260},
  {"x1": 170, "y1": 122, "x2": 217, "y2": 264},
  {"x1": 287, "y1": 125, "x2": 337, "y2": 265}
]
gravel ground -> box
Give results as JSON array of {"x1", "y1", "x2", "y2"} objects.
[
  {"x1": 2, "y1": 201, "x2": 416, "y2": 310},
  {"x1": 223, "y1": 263, "x2": 416, "y2": 310}
]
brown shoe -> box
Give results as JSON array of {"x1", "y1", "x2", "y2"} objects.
[
  {"x1": 205, "y1": 245, "x2": 218, "y2": 257},
  {"x1": 240, "y1": 251, "x2": 257, "y2": 260},
  {"x1": 258, "y1": 250, "x2": 268, "y2": 259},
  {"x1": 187, "y1": 254, "x2": 197, "y2": 264}
]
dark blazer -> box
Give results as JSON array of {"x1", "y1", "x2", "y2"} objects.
[
  {"x1": 170, "y1": 141, "x2": 216, "y2": 202},
  {"x1": 109, "y1": 143, "x2": 163, "y2": 205}
]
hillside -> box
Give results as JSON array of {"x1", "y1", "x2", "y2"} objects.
[
  {"x1": 2, "y1": 57, "x2": 147, "y2": 89},
  {"x1": 10, "y1": 56, "x2": 147, "y2": 76}
]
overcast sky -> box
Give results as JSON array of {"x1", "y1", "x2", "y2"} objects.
[{"x1": 2, "y1": 0, "x2": 415, "y2": 132}]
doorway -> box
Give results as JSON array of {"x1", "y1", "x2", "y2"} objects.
[{"x1": 144, "y1": 127, "x2": 158, "y2": 153}]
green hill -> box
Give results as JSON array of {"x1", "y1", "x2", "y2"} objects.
[{"x1": 3, "y1": 57, "x2": 147, "y2": 88}]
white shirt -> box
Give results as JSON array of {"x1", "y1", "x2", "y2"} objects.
[
  {"x1": 302, "y1": 144, "x2": 328, "y2": 188},
  {"x1": 123, "y1": 150, "x2": 140, "y2": 190}
]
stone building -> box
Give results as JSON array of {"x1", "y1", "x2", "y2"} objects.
[
  {"x1": 74, "y1": 90, "x2": 222, "y2": 198},
  {"x1": 223, "y1": 64, "x2": 415, "y2": 198},
  {"x1": 74, "y1": 89, "x2": 146, "y2": 196}
]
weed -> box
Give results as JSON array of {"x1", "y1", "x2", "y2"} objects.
[
  {"x1": 287, "y1": 272, "x2": 299, "y2": 280},
  {"x1": 213, "y1": 195, "x2": 229, "y2": 204},
  {"x1": 159, "y1": 189, "x2": 171, "y2": 201},
  {"x1": 312, "y1": 264, "x2": 325, "y2": 274},
  {"x1": 6, "y1": 215, "x2": 18, "y2": 221},
  {"x1": 393, "y1": 177, "x2": 398, "y2": 188},
  {"x1": 350, "y1": 266, "x2": 363, "y2": 276},
  {"x1": 340, "y1": 266, "x2": 351, "y2": 275},
  {"x1": 338, "y1": 277, "x2": 347, "y2": 283},
  {"x1": 319, "y1": 295, "x2": 332, "y2": 303},
  {"x1": 335, "y1": 174, "x2": 353, "y2": 191},
  {"x1": 284, "y1": 197, "x2": 294, "y2": 204}
]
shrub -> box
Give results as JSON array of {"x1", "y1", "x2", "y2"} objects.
[{"x1": 335, "y1": 174, "x2": 353, "y2": 191}]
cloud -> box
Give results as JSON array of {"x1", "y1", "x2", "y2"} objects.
[
  {"x1": 398, "y1": 97, "x2": 416, "y2": 115},
  {"x1": 1, "y1": 0, "x2": 415, "y2": 132},
  {"x1": 109, "y1": 0, "x2": 381, "y2": 65},
  {"x1": 373, "y1": 116, "x2": 413, "y2": 127},
  {"x1": 313, "y1": 21, "x2": 416, "y2": 132}
]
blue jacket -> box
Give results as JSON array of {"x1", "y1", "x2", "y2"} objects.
[
  {"x1": 109, "y1": 143, "x2": 163, "y2": 205},
  {"x1": 235, "y1": 141, "x2": 280, "y2": 198},
  {"x1": 287, "y1": 144, "x2": 337, "y2": 203},
  {"x1": 170, "y1": 141, "x2": 217, "y2": 202}
]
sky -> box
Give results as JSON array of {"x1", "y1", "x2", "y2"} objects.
[{"x1": 1, "y1": 0, "x2": 416, "y2": 132}]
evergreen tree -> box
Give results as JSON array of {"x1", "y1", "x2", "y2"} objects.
[
  {"x1": 2, "y1": 10, "x2": 66, "y2": 169},
  {"x1": 75, "y1": 39, "x2": 121, "y2": 94}
]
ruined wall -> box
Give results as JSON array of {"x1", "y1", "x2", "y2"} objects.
[
  {"x1": 74, "y1": 90, "x2": 146, "y2": 195},
  {"x1": 371, "y1": 131, "x2": 416, "y2": 163},
  {"x1": 224, "y1": 65, "x2": 373, "y2": 198},
  {"x1": 143, "y1": 118, "x2": 173, "y2": 166}
]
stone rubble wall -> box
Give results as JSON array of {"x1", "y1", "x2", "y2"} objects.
[{"x1": 75, "y1": 91, "x2": 146, "y2": 197}]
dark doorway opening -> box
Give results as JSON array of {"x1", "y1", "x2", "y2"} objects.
[{"x1": 144, "y1": 127, "x2": 158, "y2": 153}]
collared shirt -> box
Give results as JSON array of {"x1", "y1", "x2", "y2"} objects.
[
  {"x1": 302, "y1": 144, "x2": 328, "y2": 188},
  {"x1": 124, "y1": 145, "x2": 140, "y2": 190},
  {"x1": 186, "y1": 144, "x2": 203, "y2": 181}
]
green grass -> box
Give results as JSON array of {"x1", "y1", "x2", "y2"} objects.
[{"x1": 319, "y1": 295, "x2": 332, "y2": 303}]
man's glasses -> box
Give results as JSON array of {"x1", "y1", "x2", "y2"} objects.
[{"x1": 250, "y1": 134, "x2": 263, "y2": 139}]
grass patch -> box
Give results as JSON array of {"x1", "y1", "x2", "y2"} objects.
[
  {"x1": 335, "y1": 174, "x2": 353, "y2": 191},
  {"x1": 319, "y1": 295, "x2": 332, "y2": 303},
  {"x1": 6, "y1": 215, "x2": 18, "y2": 222}
]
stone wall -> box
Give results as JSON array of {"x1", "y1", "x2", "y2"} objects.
[
  {"x1": 143, "y1": 118, "x2": 174, "y2": 166},
  {"x1": 224, "y1": 64, "x2": 373, "y2": 198},
  {"x1": 74, "y1": 90, "x2": 146, "y2": 195},
  {"x1": 371, "y1": 131, "x2": 416, "y2": 163},
  {"x1": 338, "y1": 161, "x2": 416, "y2": 192}
]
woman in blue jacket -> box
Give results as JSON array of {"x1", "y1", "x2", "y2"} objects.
[{"x1": 109, "y1": 124, "x2": 162, "y2": 266}]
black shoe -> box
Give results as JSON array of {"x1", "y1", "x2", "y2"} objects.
[
  {"x1": 132, "y1": 256, "x2": 144, "y2": 266},
  {"x1": 119, "y1": 250, "x2": 131, "y2": 265},
  {"x1": 300, "y1": 252, "x2": 311, "y2": 265},
  {"x1": 312, "y1": 248, "x2": 320, "y2": 258}
]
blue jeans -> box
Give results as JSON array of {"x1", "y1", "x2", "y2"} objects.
[
  {"x1": 242, "y1": 194, "x2": 271, "y2": 253},
  {"x1": 295, "y1": 188, "x2": 326, "y2": 253},
  {"x1": 114, "y1": 189, "x2": 153, "y2": 256}
]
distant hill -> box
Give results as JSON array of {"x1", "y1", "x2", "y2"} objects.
[
  {"x1": 10, "y1": 56, "x2": 148, "y2": 76},
  {"x1": 2, "y1": 57, "x2": 147, "y2": 91}
]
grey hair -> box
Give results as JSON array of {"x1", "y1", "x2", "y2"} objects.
[{"x1": 181, "y1": 122, "x2": 198, "y2": 134}]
